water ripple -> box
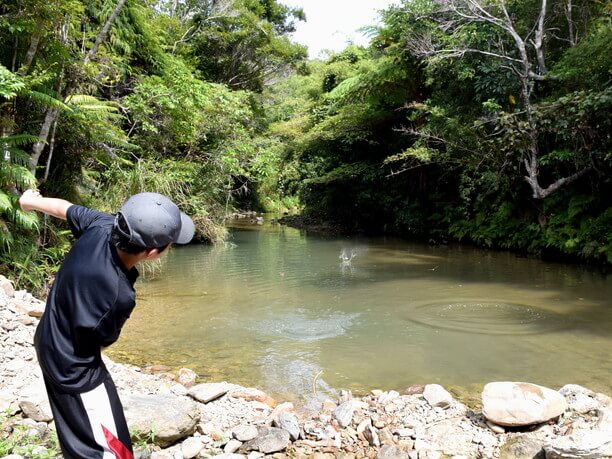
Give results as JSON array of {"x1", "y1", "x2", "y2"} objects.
[
  {"x1": 248, "y1": 308, "x2": 360, "y2": 342},
  {"x1": 406, "y1": 301, "x2": 569, "y2": 335}
]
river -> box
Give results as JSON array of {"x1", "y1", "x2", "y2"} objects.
[{"x1": 107, "y1": 219, "x2": 612, "y2": 403}]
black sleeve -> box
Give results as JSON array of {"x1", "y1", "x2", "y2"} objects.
[{"x1": 66, "y1": 205, "x2": 111, "y2": 239}]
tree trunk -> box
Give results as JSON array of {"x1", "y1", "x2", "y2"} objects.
[
  {"x1": 565, "y1": 0, "x2": 576, "y2": 47},
  {"x1": 83, "y1": 0, "x2": 128, "y2": 65},
  {"x1": 18, "y1": 31, "x2": 40, "y2": 76},
  {"x1": 29, "y1": 108, "x2": 59, "y2": 174},
  {"x1": 534, "y1": 0, "x2": 548, "y2": 74},
  {"x1": 43, "y1": 116, "x2": 59, "y2": 182}
]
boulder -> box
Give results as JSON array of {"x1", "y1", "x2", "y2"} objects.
[
  {"x1": 123, "y1": 394, "x2": 200, "y2": 447},
  {"x1": 482, "y1": 382, "x2": 568, "y2": 426},
  {"x1": 544, "y1": 429, "x2": 612, "y2": 458}
]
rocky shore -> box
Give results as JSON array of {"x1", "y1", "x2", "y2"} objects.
[{"x1": 1, "y1": 275, "x2": 611, "y2": 459}]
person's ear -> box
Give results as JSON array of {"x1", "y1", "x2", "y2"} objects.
[{"x1": 143, "y1": 248, "x2": 161, "y2": 260}]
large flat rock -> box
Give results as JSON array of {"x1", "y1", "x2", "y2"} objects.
[
  {"x1": 482, "y1": 382, "x2": 567, "y2": 427},
  {"x1": 123, "y1": 393, "x2": 200, "y2": 447}
]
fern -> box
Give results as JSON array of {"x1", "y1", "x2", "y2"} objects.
[
  {"x1": 26, "y1": 90, "x2": 72, "y2": 112},
  {"x1": 0, "y1": 134, "x2": 39, "y2": 147}
]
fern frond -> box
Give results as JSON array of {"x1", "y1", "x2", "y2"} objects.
[
  {"x1": 0, "y1": 164, "x2": 37, "y2": 188},
  {"x1": 10, "y1": 208, "x2": 39, "y2": 230},
  {"x1": 65, "y1": 94, "x2": 101, "y2": 105},
  {"x1": 0, "y1": 219, "x2": 14, "y2": 250},
  {"x1": 0, "y1": 191, "x2": 11, "y2": 212},
  {"x1": 5, "y1": 147, "x2": 31, "y2": 166},
  {"x1": 26, "y1": 91, "x2": 72, "y2": 111},
  {"x1": 0, "y1": 134, "x2": 40, "y2": 147},
  {"x1": 76, "y1": 104, "x2": 120, "y2": 113}
]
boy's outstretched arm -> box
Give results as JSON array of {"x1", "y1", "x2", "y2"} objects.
[{"x1": 19, "y1": 189, "x2": 73, "y2": 220}]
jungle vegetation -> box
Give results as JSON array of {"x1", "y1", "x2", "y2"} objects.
[{"x1": 1, "y1": 0, "x2": 610, "y2": 293}]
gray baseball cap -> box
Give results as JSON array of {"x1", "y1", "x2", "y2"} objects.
[{"x1": 115, "y1": 192, "x2": 195, "y2": 248}]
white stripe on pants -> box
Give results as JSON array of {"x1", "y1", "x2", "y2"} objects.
[{"x1": 80, "y1": 381, "x2": 120, "y2": 459}]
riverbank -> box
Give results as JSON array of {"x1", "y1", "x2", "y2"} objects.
[{"x1": 1, "y1": 275, "x2": 611, "y2": 458}]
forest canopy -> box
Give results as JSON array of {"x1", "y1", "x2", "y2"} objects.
[{"x1": 1, "y1": 0, "x2": 610, "y2": 291}]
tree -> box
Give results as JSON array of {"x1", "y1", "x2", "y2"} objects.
[
  {"x1": 188, "y1": 0, "x2": 307, "y2": 91},
  {"x1": 402, "y1": 0, "x2": 596, "y2": 198}
]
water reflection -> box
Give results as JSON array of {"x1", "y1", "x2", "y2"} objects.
[{"x1": 108, "y1": 219, "x2": 612, "y2": 402}]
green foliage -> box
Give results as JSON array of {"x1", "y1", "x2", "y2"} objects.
[
  {"x1": 188, "y1": 0, "x2": 307, "y2": 91},
  {"x1": 260, "y1": 0, "x2": 611, "y2": 265},
  {"x1": 0, "y1": 64, "x2": 25, "y2": 98},
  {"x1": 0, "y1": 414, "x2": 60, "y2": 458},
  {"x1": 552, "y1": 20, "x2": 612, "y2": 90}
]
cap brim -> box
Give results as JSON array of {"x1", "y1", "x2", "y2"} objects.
[{"x1": 176, "y1": 212, "x2": 195, "y2": 244}]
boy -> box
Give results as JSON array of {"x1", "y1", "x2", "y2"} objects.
[{"x1": 19, "y1": 189, "x2": 195, "y2": 459}]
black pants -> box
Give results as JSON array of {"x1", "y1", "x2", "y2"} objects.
[{"x1": 42, "y1": 373, "x2": 133, "y2": 459}]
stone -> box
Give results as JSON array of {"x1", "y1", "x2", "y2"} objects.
[
  {"x1": 188, "y1": 382, "x2": 230, "y2": 403},
  {"x1": 123, "y1": 394, "x2": 200, "y2": 447},
  {"x1": 233, "y1": 424, "x2": 259, "y2": 442},
  {"x1": 334, "y1": 401, "x2": 355, "y2": 428},
  {"x1": 181, "y1": 436, "x2": 204, "y2": 458},
  {"x1": 177, "y1": 368, "x2": 198, "y2": 388},
  {"x1": 214, "y1": 454, "x2": 247, "y2": 458},
  {"x1": 558, "y1": 384, "x2": 600, "y2": 414},
  {"x1": 485, "y1": 421, "x2": 505, "y2": 434},
  {"x1": 0, "y1": 276, "x2": 15, "y2": 297},
  {"x1": 267, "y1": 401, "x2": 294, "y2": 424},
  {"x1": 421, "y1": 418, "x2": 481, "y2": 458},
  {"x1": 378, "y1": 390, "x2": 400, "y2": 404},
  {"x1": 423, "y1": 384, "x2": 453, "y2": 409},
  {"x1": 0, "y1": 389, "x2": 18, "y2": 413},
  {"x1": 363, "y1": 423, "x2": 380, "y2": 447},
  {"x1": 544, "y1": 429, "x2": 612, "y2": 459},
  {"x1": 274, "y1": 411, "x2": 300, "y2": 441},
  {"x1": 232, "y1": 390, "x2": 277, "y2": 408},
  {"x1": 224, "y1": 439, "x2": 242, "y2": 453},
  {"x1": 243, "y1": 426, "x2": 290, "y2": 454},
  {"x1": 18, "y1": 398, "x2": 53, "y2": 422},
  {"x1": 403, "y1": 385, "x2": 425, "y2": 396},
  {"x1": 499, "y1": 433, "x2": 546, "y2": 459},
  {"x1": 377, "y1": 445, "x2": 409, "y2": 459},
  {"x1": 482, "y1": 382, "x2": 568, "y2": 426},
  {"x1": 321, "y1": 399, "x2": 337, "y2": 413},
  {"x1": 26, "y1": 301, "x2": 45, "y2": 318},
  {"x1": 150, "y1": 453, "x2": 174, "y2": 459}
]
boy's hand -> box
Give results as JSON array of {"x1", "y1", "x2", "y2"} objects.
[{"x1": 19, "y1": 189, "x2": 42, "y2": 212}]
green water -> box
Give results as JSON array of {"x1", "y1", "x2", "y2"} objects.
[{"x1": 108, "y1": 220, "x2": 612, "y2": 402}]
